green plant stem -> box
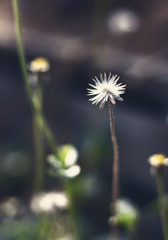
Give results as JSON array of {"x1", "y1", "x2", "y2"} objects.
[
  {"x1": 33, "y1": 73, "x2": 45, "y2": 192},
  {"x1": 156, "y1": 170, "x2": 168, "y2": 240},
  {"x1": 12, "y1": 1, "x2": 80, "y2": 238},
  {"x1": 66, "y1": 180, "x2": 82, "y2": 240},
  {"x1": 33, "y1": 113, "x2": 45, "y2": 192},
  {"x1": 12, "y1": 0, "x2": 57, "y2": 156},
  {"x1": 12, "y1": 0, "x2": 32, "y2": 102}
]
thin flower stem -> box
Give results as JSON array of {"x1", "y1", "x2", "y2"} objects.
[
  {"x1": 156, "y1": 170, "x2": 168, "y2": 240},
  {"x1": 66, "y1": 180, "x2": 82, "y2": 240},
  {"x1": 33, "y1": 73, "x2": 45, "y2": 192},
  {"x1": 33, "y1": 113, "x2": 45, "y2": 192},
  {"x1": 108, "y1": 101, "x2": 119, "y2": 217},
  {"x1": 12, "y1": 0, "x2": 57, "y2": 156},
  {"x1": 12, "y1": 2, "x2": 80, "y2": 239},
  {"x1": 12, "y1": 0, "x2": 32, "y2": 102}
]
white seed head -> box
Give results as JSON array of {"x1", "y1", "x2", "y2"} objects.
[{"x1": 87, "y1": 73, "x2": 126, "y2": 109}]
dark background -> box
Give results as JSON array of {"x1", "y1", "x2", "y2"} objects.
[{"x1": 1, "y1": 0, "x2": 168, "y2": 239}]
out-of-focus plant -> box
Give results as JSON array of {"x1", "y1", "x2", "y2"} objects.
[
  {"x1": 109, "y1": 199, "x2": 139, "y2": 240},
  {"x1": 30, "y1": 191, "x2": 69, "y2": 214},
  {"x1": 0, "y1": 216, "x2": 68, "y2": 240},
  {"x1": 112, "y1": 199, "x2": 139, "y2": 229},
  {"x1": 148, "y1": 154, "x2": 168, "y2": 240},
  {"x1": 47, "y1": 144, "x2": 81, "y2": 178},
  {"x1": 12, "y1": 0, "x2": 57, "y2": 157},
  {"x1": 28, "y1": 57, "x2": 50, "y2": 193},
  {"x1": 31, "y1": 191, "x2": 73, "y2": 239},
  {"x1": 0, "y1": 194, "x2": 75, "y2": 240},
  {"x1": 47, "y1": 144, "x2": 81, "y2": 240},
  {"x1": 11, "y1": 0, "x2": 81, "y2": 239}
]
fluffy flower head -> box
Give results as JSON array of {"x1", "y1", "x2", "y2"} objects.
[{"x1": 87, "y1": 73, "x2": 126, "y2": 109}]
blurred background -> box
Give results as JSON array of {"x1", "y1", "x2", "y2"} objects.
[{"x1": 1, "y1": 0, "x2": 168, "y2": 239}]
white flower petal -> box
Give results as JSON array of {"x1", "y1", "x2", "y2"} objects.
[{"x1": 87, "y1": 73, "x2": 126, "y2": 109}]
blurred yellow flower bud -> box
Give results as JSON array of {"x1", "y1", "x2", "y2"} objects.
[
  {"x1": 148, "y1": 154, "x2": 168, "y2": 168},
  {"x1": 29, "y1": 57, "x2": 50, "y2": 72}
]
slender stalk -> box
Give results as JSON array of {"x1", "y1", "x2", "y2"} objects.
[
  {"x1": 156, "y1": 170, "x2": 168, "y2": 240},
  {"x1": 33, "y1": 114, "x2": 45, "y2": 192},
  {"x1": 66, "y1": 180, "x2": 82, "y2": 240},
  {"x1": 12, "y1": 0, "x2": 57, "y2": 156},
  {"x1": 108, "y1": 101, "x2": 119, "y2": 217},
  {"x1": 12, "y1": 0, "x2": 32, "y2": 103},
  {"x1": 12, "y1": 1, "x2": 80, "y2": 238},
  {"x1": 33, "y1": 73, "x2": 45, "y2": 192}
]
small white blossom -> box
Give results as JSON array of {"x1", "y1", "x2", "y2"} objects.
[
  {"x1": 62, "y1": 165, "x2": 81, "y2": 178},
  {"x1": 29, "y1": 57, "x2": 50, "y2": 73},
  {"x1": 148, "y1": 154, "x2": 168, "y2": 168},
  {"x1": 87, "y1": 73, "x2": 126, "y2": 109},
  {"x1": 30, "y1": 192, "x2": 69, "y2": 214},
  {"x1": 109, "y1": 199, "x2": 138, "y2": 228}
]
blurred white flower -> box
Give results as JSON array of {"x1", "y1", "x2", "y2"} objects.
[
  {"x1": 149, "y1": 154, "x2": 168, "y2": 168},
  {"x1": 0, "y1": 197, "x2": 20, "y2": 218},
  {"x1": 87, "y1": 73, "x2": 126, "y2": 109},
  {"x1": 110, "y1": 199, "x2": 138, "y2": 229},
  {"x1": 47, "y1": 145, "x2": 78, "y2": 169},
  {"x1": 62, "y1": 165, "x2": 81, "y2": 178},
  {"x1": 116, "y1": 199, "x2": 137, "y2": 216},
  {"x1": 29, "y1": 57, "x2": 50, "y2": 73},
  {"x1": 30, "y1": 192, "x2": 69, "y2": 214},
  {"x1": 108, "y1": 10, "x2": 140, "y2": 34},
  {"x1": 64, "y1": 146, "x2": 78, "y2": 167}
]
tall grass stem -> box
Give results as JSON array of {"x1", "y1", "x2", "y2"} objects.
[
  {"x1": 156, "y1": 170, "x2": 168, "y2": 240},
  {"x1": 12, "y1": 0, "x2": 57, "y2": 156},
  {"x1": 66, "y1": 180, "x2": 82, "y2": 240},
  {"x1": 12, "y1": 1, "x2": 80, "y2": 239},
  {"x1": 33, "y1": 73, "x2": 45, "y2": 192}
]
